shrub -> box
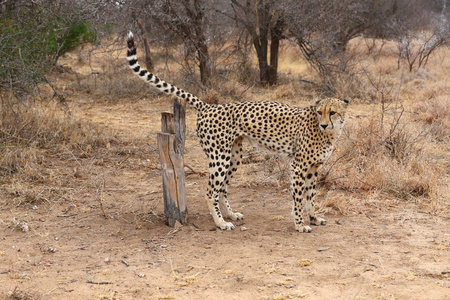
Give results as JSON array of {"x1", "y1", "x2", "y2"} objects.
[
  {"x1": 321, "y1": 113, "x2": 441, "y2": 199},
  {"x1": 0, "y1": 2, "x2": 96, "y2": 96},
  {"x1": 412, "y1": 96, "x2": 450, "y2": 141}
]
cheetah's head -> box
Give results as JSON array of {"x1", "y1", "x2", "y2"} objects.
[{"x1": 315, "y1": 98, "x2": 351, "y2": 133}]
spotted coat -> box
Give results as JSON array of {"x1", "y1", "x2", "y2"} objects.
[{"x1": 127, "y1": 32, "x2": 350, "y2": 232}]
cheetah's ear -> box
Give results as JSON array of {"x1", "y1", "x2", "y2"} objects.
[{"x1": 315, "y1": 98, "x2": 322, "y2": 105}]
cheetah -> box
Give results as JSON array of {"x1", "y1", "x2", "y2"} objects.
[{"x1": 126, "y1": 32, "x2": 350, "y2": 232}]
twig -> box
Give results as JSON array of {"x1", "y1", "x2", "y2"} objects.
[
  {"x1": 121, "y1": 260, "x2": 130, "y2": 267},
  {"x1": 43, "y1": 76, "x2": 71, "y2": 114},
  {"x1": 86, "y1": 280, "x2": 112, "y2": 285},
  {"x1": 96, "y1": 177, "x2": 108, "y2": 219},
  {"x1": 99, "y1": 190, "x2": 108, "y2": 219},
  {"x1": 184, "y1": 164, "x2": 207, "y2": 176}
]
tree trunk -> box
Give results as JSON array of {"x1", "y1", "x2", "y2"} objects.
[
  {"x1": 192, "y1": 0, "x2": 211, "y2": 87},
  {"x1": 197, "y1": 41, "x2": 211, "y2": 87},
  {"x1": 138, "y1": 20, "x2": 154, "y2": 72},
  {"x1": 252, "y1": 2, "x2": 282, "y2": 86},
  {"x1": 229, "y1": 0, "x2": 283, "y2": 86},
  {"x1": 253, "y1": 36, "x2": 270, "y2": 85},
  {"x1": 160, "y1": 0, "x2": 211, "y2": 87},
  {"x1": 268, "y1": 16, "x2": 283, "y2": 86}
]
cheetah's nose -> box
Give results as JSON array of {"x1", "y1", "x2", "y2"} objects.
[{"x1": 320, "y1": 124, "x2": 328, "y2": 129}]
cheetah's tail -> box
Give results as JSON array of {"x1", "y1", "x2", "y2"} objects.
[{"x1": 126, "y1": 31, "x2": 206, "y2": 111}]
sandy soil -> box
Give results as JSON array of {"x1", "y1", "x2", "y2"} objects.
[{"x1": 1, "y1": 97, "x2": 449, "y2": 300}]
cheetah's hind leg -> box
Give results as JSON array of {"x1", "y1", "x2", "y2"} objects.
[
  {"x1": 219, "y1": 137, "x2": 244, "y2": 221},
  {"x1": 305, "y1": 195, "x2": 326, "y2": 226},
  {"x1": 310, "y1": 216, "x2": 327, "y2": 226},
  {"x1": 219, "y1": 193, "x2": 244, "y2": 221}
]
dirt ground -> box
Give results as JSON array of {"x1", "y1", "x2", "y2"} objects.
[{"x1": 1, "y1": 95, "x2": 449, "y2": 300}]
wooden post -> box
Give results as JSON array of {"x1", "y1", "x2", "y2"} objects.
[{"x1": 157, "y1": 98, "x2": 187, "y2": 226}]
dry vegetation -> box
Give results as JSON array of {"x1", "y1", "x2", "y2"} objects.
[{"x1": 1, "y1": 36, "x2": 449, "y2": 299}]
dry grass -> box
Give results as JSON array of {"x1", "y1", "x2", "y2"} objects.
[
  {"x1": 322, "y1": 114, "x2": 442, "y2": 199},
  {"x1": 1, "y1": 100, "x2": 116, "y2": 162},
  {"x1": 1, "y1": 287, "x2": 40, "y2": 300},
  {"x1": 412, "y1": 96, "x2": 450, "y2": 141},
  {"x1": 0, "y1": 95, "x2": 143, "y2": 207}
]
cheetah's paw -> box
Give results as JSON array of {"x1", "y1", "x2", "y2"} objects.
[
  {"x1": 218, "y1": 221, "x2": 235, "y2": 230},
  {"x1": 230, "y1": 212, "x2": 244, "y2": 220},
  {"x1": 295, "y1": 224, "x2": 312, "y2": 233},
  {"x1": 311, "y1": 217, "x2": 327, "y2": 226}
]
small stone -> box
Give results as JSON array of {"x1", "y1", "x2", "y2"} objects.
[{"x1": 318, "y1": 247, "x2": 330, "y2": 252}]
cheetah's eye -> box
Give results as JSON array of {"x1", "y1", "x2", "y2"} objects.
[
  {"x1": 317, "y1": 111, "x2": 322, "y2": 116},
  {"x1": 330, "y1": 111, "x2": 336, "y2": 116}
]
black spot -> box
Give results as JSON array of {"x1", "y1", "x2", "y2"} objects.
[
  {"x1": 133, "y1": 66, "x2": 140, "y2": 72},
  {"x1": 139, "y1": 70, "x2": 147, "y2": 76},
  {"x1": 129, "y1": 59, "x2": 137, "y2": 66}
]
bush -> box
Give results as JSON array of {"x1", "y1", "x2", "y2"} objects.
[
  {"x1": 412, "y1": 96, "x2": 450, "y2": 141},
  {"x1": 0, "y1": 2, "x2": 96, "y2": 96},
  {"x1": 321, "y1": 112, "x2": 441, "y2": 199},
  {"x1": 48, "y1": 20, "x2": 97, "y2": 63}
]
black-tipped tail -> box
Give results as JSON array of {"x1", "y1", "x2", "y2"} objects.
[{"x1": 126, "y1": 31, "x2": 206, "y2": 111}]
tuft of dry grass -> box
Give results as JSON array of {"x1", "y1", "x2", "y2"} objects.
[
  {"x1": 298, "y1": 259, "x2": 313, "y2": 267},
  {"x1": 322, "y1": 113, "x2": 443, "y2": 200},
  {"x1": 0, "y1": 96, "x2": 146, "y2": 207},
  {"x1": 1, "y1": 99, "x2": 117, "y2": 175},
  {"x1": 72, "y1": 59, "x2": 154, "y2": 102},
  {"x1": 3, "y1": 287, "x2": 40, "y2": 300},
  {"x1": 412, "y1": 96, "x2": 450, "y2": 141}
]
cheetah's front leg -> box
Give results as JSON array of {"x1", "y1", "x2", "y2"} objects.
[
  {"x1": 290, "y1": 161, "x2": 312, "y2": 233},
  {"x1": 305, "y1": 165, "x2": 326, "y2": 226}
]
